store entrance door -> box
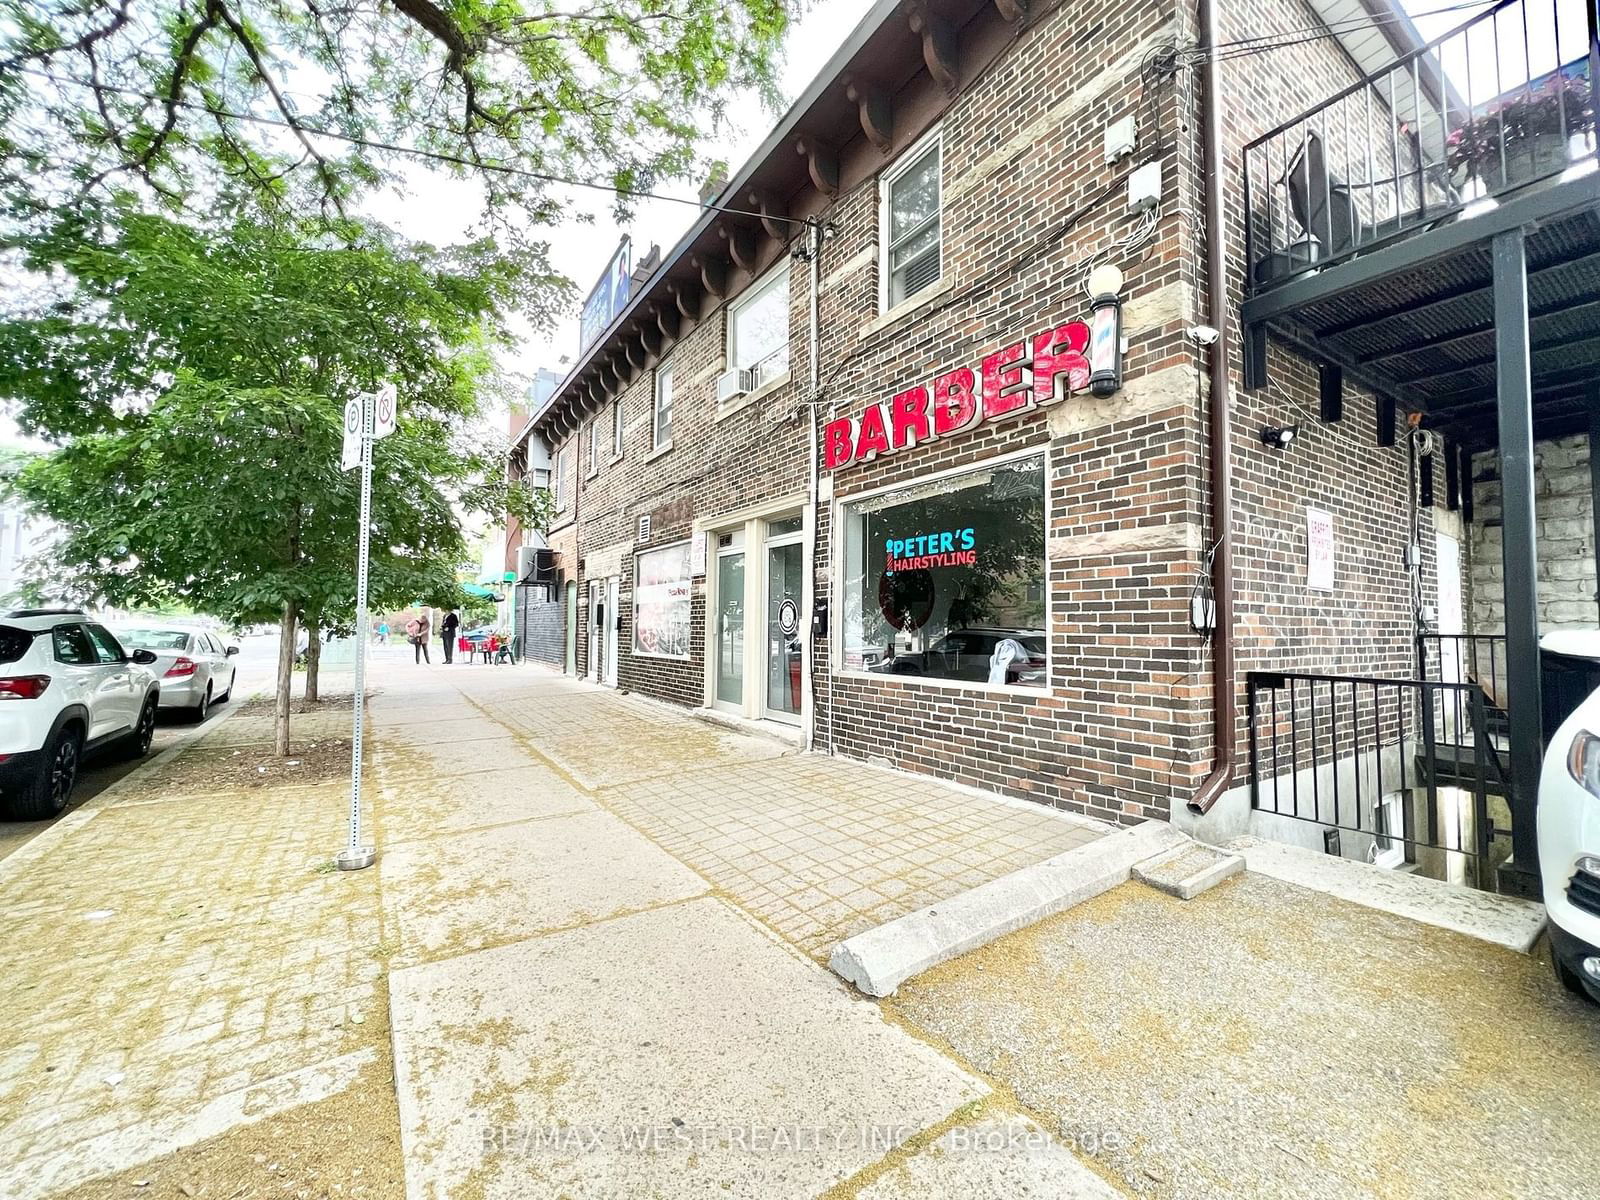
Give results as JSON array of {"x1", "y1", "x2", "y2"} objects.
[
  {"x1": 714, "y1": 533, "x2": 745, "y2": 710},
  {"x1": 603, "y1": 576, "x2": 620, "y2": 686},
  {"x1": 763, "y1": 519, "x2": 803, "y2": 723}
]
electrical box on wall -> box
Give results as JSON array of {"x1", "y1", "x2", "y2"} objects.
[
  {"x1": 1103, "y1": 115, "x2": 1137, "y2": 164},
  {"x1": 1128, "y1": 159, "x2": 1162, "y2": 212}
]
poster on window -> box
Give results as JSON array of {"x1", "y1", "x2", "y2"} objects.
[
  {"x1": 1306, "y1": 507, "x2": 1334, "y2": 591},
  {"x1": 839, "y1": 454, "x2": 1048, "y2": 688},
  {"x1": 634, "y1": 542, "x2": 692, "y2": 658}
]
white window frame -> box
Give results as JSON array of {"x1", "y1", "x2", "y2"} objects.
[
  {"x1": 727, "y1": 262, "x2": 791, "y2": 383},
  {"x1": 612, "y1": 398, "x2": 625, "y2": 459},
  {"x1": 653, "y1": 358, "x2": 674, "y2": 450},
  {"x1": 830, "y1": 445, "x2": 1049, "y2": 695},
  {"x1": 632, "y1": 539, "x2": 692, "y2": 660},
  {"x1": 588, "y1": 419, "x2": 600, "y2": 476},
  {"x1": 878, "y1": 125, "x2": 943, "y2": 312},
  {"x1": 553, "y1": 444, "x2": 569, "y2": 514},
  {"x1": 1372, "y1": 792, "x2": 1407, "y2": 869}
]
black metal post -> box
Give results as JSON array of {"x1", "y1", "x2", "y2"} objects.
[
  {"x1": 1589, "y1": 382, "x2": 1600, "y2": 624},
  {"x1": 1492, "y1": 228, "x2": 1543, "y2": 897}
]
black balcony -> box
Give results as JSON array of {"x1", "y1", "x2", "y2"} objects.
[{"x1": 1246, "y1": 0, "x2": 1599, "y2": 295}]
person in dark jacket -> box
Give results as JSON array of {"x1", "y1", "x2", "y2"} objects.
[{"x1": 441, "y1": 609, "x2": 460, "y2": 664}]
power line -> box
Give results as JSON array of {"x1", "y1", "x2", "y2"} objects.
[{"x1": 12, "y1": 66, "x2": 814, "y2": 229}]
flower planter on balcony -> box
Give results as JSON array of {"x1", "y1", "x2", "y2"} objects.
[{"x1": 1475, "y1": 132, "x2": 1573, "y2": 193}]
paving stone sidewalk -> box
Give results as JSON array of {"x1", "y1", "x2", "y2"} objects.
[
  {"x1": 0, "y1": 685, "x2": 395, "y2": 1200},
  {"x1": 375, "y1": 660, "x2": 1123, "y2": 1200}
]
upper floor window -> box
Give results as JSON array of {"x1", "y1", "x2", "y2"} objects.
[
  {"x1": 554, "y1": 445, "x2": 569, "y2": 513},
  {"x1": 588, "y1": 418, "x2": 600, "y2": 475},
  {"x1": 653, "y1": 359, "x2": 674, "y2": 449},
  {"x1": 882, "y1": 129, "x2": 942, "y2": 309},
  {"x1": 612, "y1": 399, "x2": 624, "y2": 459},
  {"x1": 728, "y1": 265, "x2": 790, "y2": 383}
]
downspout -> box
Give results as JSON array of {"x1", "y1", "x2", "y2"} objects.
[
  {"x1": 802, "y1": 217, "x2": 824, "y2": 753},
  {"x1": 1187, "y1": 0, "x2": 1238, "y2": 815}
]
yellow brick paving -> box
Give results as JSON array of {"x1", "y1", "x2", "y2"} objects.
[
  {"x1": 454, "y1": 667, "x2": 1106, "y2": 959},
  {"x1": 0, "y1": 707, "x2": 385, "y2": 1198}
]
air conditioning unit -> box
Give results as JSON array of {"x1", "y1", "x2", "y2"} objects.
[
  {"x1": 516, "y1": 545, "x2": 557, "y2": 583},
  {"x1": 716, "y1": 368, "x2": 755, "y2": 404}
]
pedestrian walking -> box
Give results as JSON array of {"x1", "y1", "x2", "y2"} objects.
[
  {"x1": 407, "y1": 612, "x2": 431, "y2": 664},
  {"x1": 441, "y1": 608, "x2": 460, "y2": 664},
  {"x1": 377, "y1": 620, "x2": 389, "y2": 645}
]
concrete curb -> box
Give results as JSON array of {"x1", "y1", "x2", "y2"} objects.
[
  {"x1": 1227, "y1": 835, "x2": 1548, "y2": 953},
  {"x1": 828, "y1": 819, "x2": 1189, "y2": 997},
  {"x1": 83, "y1": 700, "x2": 246, "y2": 813}
]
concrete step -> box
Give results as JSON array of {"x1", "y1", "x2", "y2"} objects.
[{"x1": 1133, "y1": 843, "x2": 1244, "y2": 900}]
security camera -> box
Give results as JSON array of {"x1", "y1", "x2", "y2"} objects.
[{"x1": 1187, "y1": 325, "x2": 1220, "y2": 345}]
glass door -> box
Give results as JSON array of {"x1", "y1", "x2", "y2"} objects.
[
  {"x1": 763, "y1": 517, "x2": 804, "y2": 722},
  {"x1": 714, "y1": 534, "x2": 745, "y2": 709}
]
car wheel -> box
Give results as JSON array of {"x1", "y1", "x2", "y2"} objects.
[
  {"x1": 119, "y1": 696, "x2": 158, "y2": 761},
  {"x1": 219, "y1": 670, "x2": 235, "y2": 703},
  {"x1": 4, "y1": 725, "x2": 82, "y2": 821},
  {"x1": 1554, "y1": 947, "x2": 1591, "y2": 999},
  {"x1": 193, "y1": 681, "x2": 212, "y2": 722}
]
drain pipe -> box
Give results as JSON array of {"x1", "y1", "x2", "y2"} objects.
[
  {"x1": 801, "y1": 217, "x2": 824, "y2": 753},
  {"x1": 1187, "y1": 0, "x2": 1238, "y2": 816}
]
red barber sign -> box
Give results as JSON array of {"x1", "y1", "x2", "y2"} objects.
[{"x1": 823, "y1": 319, "x2": 1096, "y2": 471}]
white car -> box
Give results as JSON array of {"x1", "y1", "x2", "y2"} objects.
[
  {"x1": 114, "y1": 626, "x2": 238, "y2": 717},
  {"x1": 1537, "y1": 630, "x2": 1600, "y2": 1003},
  {"x1": 0, "y1": 610, "x2": 163, "y2": 820}
]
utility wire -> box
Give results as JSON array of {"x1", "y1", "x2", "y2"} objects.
[{"x1": 12, "y1": 66, "x2": 814, "y2": 229}]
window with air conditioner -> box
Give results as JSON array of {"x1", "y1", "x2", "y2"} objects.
[
  {"x1": 881, "y1": 129, "x2": 942, "y2": 310},
  {"x1": 653, "y1": 359, "x2": 674, "y2": 449},
  {"x1": 726, "y1": 264, "x2": 790, "y2": 394}
]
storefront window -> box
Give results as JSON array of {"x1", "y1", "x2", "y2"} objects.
[
  {"x1": 839, "y1": 454, "x2": 1047, "y2": 688},
  {"x1": 633, "y1": 541, "x2": 692, "y2": 658}
]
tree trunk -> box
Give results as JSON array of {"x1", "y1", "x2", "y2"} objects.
[
  {"x1": 275, "y1": 601, "x2": 296, "y2": 756},
  {"x1": 305, "y1": 614, "x2": 321, "y2": 703}
]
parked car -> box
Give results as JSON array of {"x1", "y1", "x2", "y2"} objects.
[
  {"x1": 1538, "y1": 630, "x2": 1600, "y2": 1003},
  {"x1": 114, "y1": 626, "x2": 239, "y2": 718},
  {"x1": 0, "y1": 610, "x2": 162, "y2": 820},
  {"x1": 870, "y1": 627, "x2": 1048, "y2": 686}
]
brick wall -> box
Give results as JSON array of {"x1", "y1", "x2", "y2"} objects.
[
  {"x1": 519, "y1": 0, "x2": 1446, "y2": 827},
  {"x1": 515, "y1": 585, "x2": 565, "y2": 667}
]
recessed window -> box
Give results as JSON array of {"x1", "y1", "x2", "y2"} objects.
[
  {"x1": 839, "y1": 453, "x2": 1046, "y2": 688},
  {"x1": 633, "y1": 541, "x2": 691, "y2": 659},
  {"x1": 882, "y1": 130, "x2": 942, "y2": 310},
  {"x1": 653, "y1": 359, "x2": 674, "y2": 449},
  {"x1": 553, "y1": 445, "x2": 569, "y2": 513},
  {"x1": 588, "y1": 419, "x2": 600, "y2": 475},
  {"x1": 612, "y1": 400, "x2": 624, "y2": 459},
  {"x1": 728, "y1": 265, "x2": 790, "y2": 385}
]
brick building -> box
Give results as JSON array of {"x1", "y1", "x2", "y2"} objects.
[{"x1": 508, "y1": 0, "x2": 1600, "y2": 894}]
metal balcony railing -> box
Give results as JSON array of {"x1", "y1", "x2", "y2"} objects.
[{"x1": 1245, "y1": 0, "x2": 1600, "y2": 292}]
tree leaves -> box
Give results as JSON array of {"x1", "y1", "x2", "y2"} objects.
[{"x1": 2, "y1": 201, "x2": 544, "y2": 633}]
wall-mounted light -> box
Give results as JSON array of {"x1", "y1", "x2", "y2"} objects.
[
  {"x1": 1086, "y1": 264, "x2": 1124, "y2": 398},
  {"x1": 1260, "y1": 424, "x2": 1300, "y2": 449}
]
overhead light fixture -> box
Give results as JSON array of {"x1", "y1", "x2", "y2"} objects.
[{"x1": 1260, "y1": 424, "x2": 1299, "y2": 449}]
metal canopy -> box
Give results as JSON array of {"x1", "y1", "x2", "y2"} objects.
[{"x1": 1243, "y1": 172, "x2": 1600, "y2": 449}]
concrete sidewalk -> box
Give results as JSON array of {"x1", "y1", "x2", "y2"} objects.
[{"x1": 372, "y1": 661, "x2": 1123, "y2": 1199}]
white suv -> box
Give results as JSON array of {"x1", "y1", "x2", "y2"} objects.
[{"x1": 0, "y1": 610, "x2": 163, "y2": 820}]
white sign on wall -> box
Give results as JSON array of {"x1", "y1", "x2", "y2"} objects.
[
  {"x1": 1306, "y1": 507, "x2": 1335, "y2": 591},
  {"x1": 689, "y1": 529, "x2": 708, "y2": 577}
]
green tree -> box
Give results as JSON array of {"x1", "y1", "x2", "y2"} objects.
[
  {"x1": 0, "y1": 0, "x2": 789, "y2": 228},
  {"x1": 0, "y1": 200, "x2": 545, "y2": 751}
]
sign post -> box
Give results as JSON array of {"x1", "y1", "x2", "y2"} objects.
[{"x1": 336, "y1": 384, "x2": 396, "y2": 871}]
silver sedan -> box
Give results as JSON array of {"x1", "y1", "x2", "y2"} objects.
[{"x1": 113, "y1": 627, "x2": 239, "y2": 717}]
